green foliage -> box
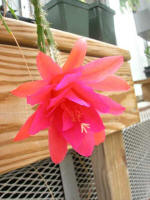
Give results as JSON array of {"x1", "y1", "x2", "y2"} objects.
[
  {"x1": 31, "y1": 0, "x2": 46, "y2": 53},
  {"x1": 0, "y1": 12, "x2": 11, "y2": 33},
  {"x1": 0, "y1": 0, "x2": 18, "y2": 34},
  {"x1": 145, "y1": 46, "x2": 150, "y2": 60},
  {"x1": 31, "y1": 0, "x2": 58, "y2": 62},
  {"x1": 0, "y1": 0, "x2": 58, "y2": 63},
  {"x1": 120, "y1": 0, "x2": 140, "y2": 11},
  {"x1": 3, "y1": 0, "x2": 18, "y2": 19}
]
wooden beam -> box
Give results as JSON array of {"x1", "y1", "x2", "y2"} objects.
[
  {"x1": 91, "y1": 131, "x2": 132, "y2": 200},
  {"x1": 142, "y1": 83, "x2": 150, "y2": 101},
  {"x1": 0, "y1": 18, "x2": 131, "y2": 60},
  {"x1": 134, "y1": 78, "x2": 150, "y2": 85},
  {"x1": 91, "y1": 144, "x2": 112, "y2": 200}
]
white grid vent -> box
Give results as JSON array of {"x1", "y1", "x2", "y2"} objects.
[
  {"x1": 123, "y1": 120, "x2": 150, "y2": 200},
  {"x1": 140, "y1": 108, "x2": 150, "y2": 122},
  {"x1": 0, "y1": 158, "x2": 65, "y2": 199},
  {"x1": 71, "y1": 151, "x2": 98, "y2": 200}
]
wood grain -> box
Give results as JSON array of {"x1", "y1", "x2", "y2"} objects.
[
  {"x1": 0, "y1": 17, "x2": 131, "y2": 60},
  {"x1": 104, "y1": 131, "x2": 132, "y2": 200},
  {"x1": 0, "y1": 43, "x2": 139, "y2": 174},
  {"x1": 92, "y1": 131, "x2": 132, "y2": 200},
  {"x1": 91, "y1": 144, "x2": 112, "y2": 200},
  {"x1": 142, "y1": 83, "x2": 150, "y2": 101},
  {"x1": 134, "y1": 78, "x2": 150, "y2": 85}
]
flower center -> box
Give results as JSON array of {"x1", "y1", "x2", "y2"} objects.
[
  {"x1": 61, "y1": 102, "x2": 90, "y2": 133},
  {"x1": 61, "y1": 103, "x2": 82, "y2": 122},
  {"x1": 81, "y1": 123, "x2": 90, "y2": 134}
]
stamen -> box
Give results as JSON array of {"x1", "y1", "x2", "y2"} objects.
[{"x1": 81, "y1": 123, "x2": 90, "y2": 134}]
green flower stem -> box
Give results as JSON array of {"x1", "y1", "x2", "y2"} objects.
[
  {"x1": 31, "y1": 0, "x2": 58, "y2": 63},
  {"x1": 3, "y1": 0, "x2": 18, "y2": 19},
  {"x1": 31, "y1": 0, "x2": 46, "y2": 53},
  {"x1": 0, "y1": 12, "x2": 11, "y2": 33}
]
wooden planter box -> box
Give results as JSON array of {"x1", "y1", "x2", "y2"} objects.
[{"x1": 0, "y1": 18, "x2": 140, "y2": 200}]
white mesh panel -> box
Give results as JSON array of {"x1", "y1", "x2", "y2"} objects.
[{"x1": 123, "y1": 120, "x2": 150, "y2": 200}]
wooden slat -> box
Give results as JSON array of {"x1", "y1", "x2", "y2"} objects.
[
  {"x1": 0, "y1": 44, "x2": 139, "y2": 174},
  {"x1": 142, "y1": 83, "x2": 150, "y2": 101},
  {"x1": 92, "y1": 131, "x2": 132, "y2": 200},
  {"x1": 134, "y1": 78, "x2": 150, "y2": 85},
  {"x1": 0, "y1": 17, "x2": 131, "y2": 60},
  {"x1": 91, "y1": 144, "x2": 112, "y2": 200}
]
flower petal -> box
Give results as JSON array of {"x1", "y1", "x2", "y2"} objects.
[
  {"x1": 66, "y1": 91, "x2": 90, "y2": 107},
  {"x1": 63, "y1": 124, "x2": 84, "y2": 149},
  {"x1": 82, "y1": 56, "x2": 123, "y2": 82},
  {"x1": 27, "y1": 85, "x2": 52, "y2": 105},
  {"x1": 87, "y1": 75, "x2": 130, "y2": 91},
  {"x1": 62, "y1": 111, "x2": 74, "y2": 131},
  {"x1": 73, "y1": 83, "x2": 109, "y2": 113},
  {"x1": 29, "y1": 104, "x2": 50, "y2": 135},
  {"x1": 11, "y1": 80, "x2": 46, "y2": 97},
  {"x1": 14, "y1": 113, "x2": 35, "y2": 141},
  {"x1": 81, "y1": 106, "x2": 105, "y2": 133},
  {"x1": 62, "y1": 104, "x2": 104, "y2": 149},
  {"x1": 48, "y1": 126, "x2": 67, "y2": 164},
  {"x1": 97, "y1": 94, "x2": 125, "y2": 115},
  {"x1": 48, "y1": 88, "x2": 69, "y2": 109},
  {"x1": 55, "y1": 71, "x2": 82, "y2": 91},
  {"x1": 63, "y1": 38, "x2": 87, "y2": 72},
  {"x1": 75, "y1": 133, "x2": 95, "y2": 157},
  {"x1": 94, "y1": 130, "x2": 106, "y2": 146},
  {"x1": 37, "y1": 52, "x2": 61, "y2": 81},
  {"x1": 73, "y1": 83, "x2": 125, "y2": 115}
]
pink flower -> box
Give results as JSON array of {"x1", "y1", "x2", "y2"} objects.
[{"x1": 12, "y1": 38, "x2": 129, "y2": 164}]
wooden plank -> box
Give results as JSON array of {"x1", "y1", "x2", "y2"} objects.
[
  {"x1": 0, "y1": 17, "x2": 131, "y2": 60},
  {"x1": 91, "y1": 131, "x2": 132, "y2": 200},
  {"x1": 91, "y1": 144, "x2": 112, "y2": 200},
  {"x1": 142, "y1": 83, "x2": 150, "y2": 101},
  {"x1": 60, "y1": 153, "x2": 81, "y2": 200},
  {"x1": 134, "y1": 78, "x2": 150, "y2": 85},
  {"x1": 0, "y1": 44, "x2": 139, "y2": 174}
]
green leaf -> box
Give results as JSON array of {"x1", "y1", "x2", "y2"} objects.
[{"x1": 144, "y1": 46, "x2": 150, "y2": 59}]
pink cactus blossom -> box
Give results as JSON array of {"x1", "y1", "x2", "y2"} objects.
[{"x1": 12, "y1": 38, "x2": 129, "y2": 164}]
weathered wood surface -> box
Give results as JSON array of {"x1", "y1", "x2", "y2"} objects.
[
  {"x1": 134, "y1": 78, "x2": 150, "y2": 101},
  {"x1": 134, "y1": 78, "x2": 150, "y2": 85},
  {"x1": 142, "y1": 83, "x2": 150, "y2": 101},
  {"x1": 92, "y1": 131, "x2": 132, "y2": 200},
  {"x1": 0, "y1": 18, "x2": 131, "y2": 60},
  {"x1": 0, "y1": 43, "x2": 139, "y2": 174}
]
